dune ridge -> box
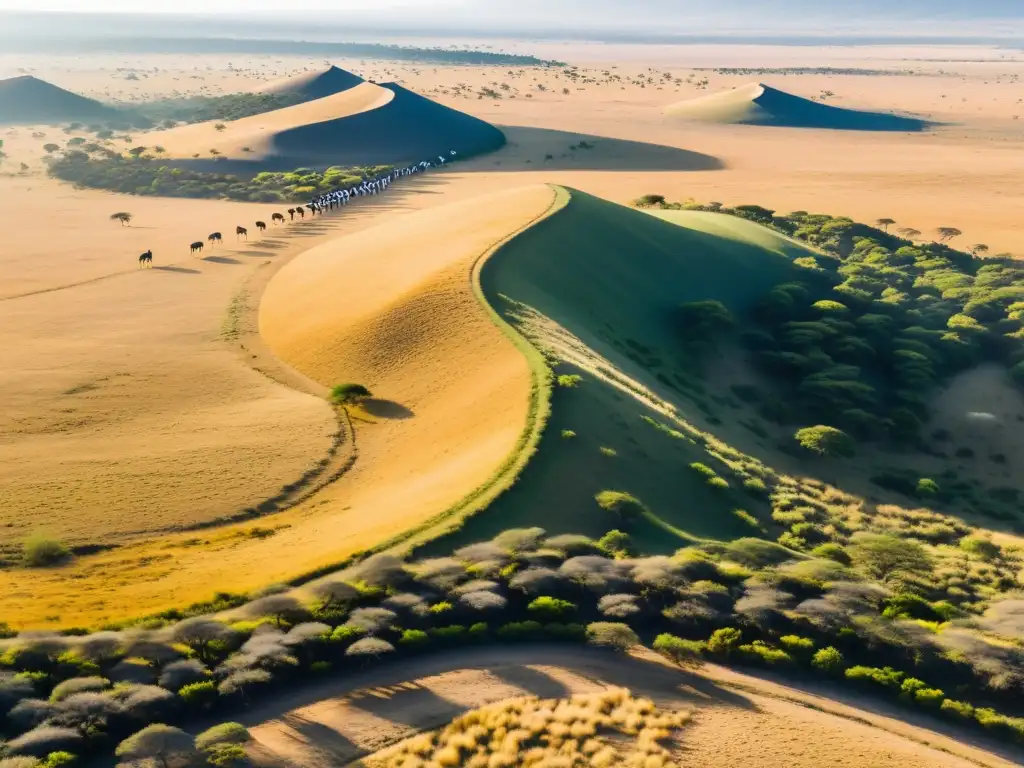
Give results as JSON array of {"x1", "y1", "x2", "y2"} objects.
[
  {"x1": 259, "y1": 63, "x2": 365, "y2": 100},
  {"x1": 156, "y1": 81, "x2": 505, "y2": 171},
  {"x1": 665, "y1": 81, "x2": 931, "y2": 131},
  {"x1": 0, "y1": 74, "x2": 118, "y2": 124}
]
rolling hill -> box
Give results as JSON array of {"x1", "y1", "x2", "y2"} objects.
[
  {"x1": 259, "y1": 64, "x2": 365, "y2": 100},
  {"x1": 155, "y1": 81, "x2": 506, "y2": 171},
  {"x1": 419, "y1": 187, "x2": 819, "y2": 553},
  {"x1": 665, "y1": 82, "x2": 932, "y2": 131},
  {"x1": 0, "y1": 75, "x2": 118, "y2": 124}
]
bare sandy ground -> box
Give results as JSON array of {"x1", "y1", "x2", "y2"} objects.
[{"x1": 239, "y1": 646, "x2": 1019, "y2": 768}]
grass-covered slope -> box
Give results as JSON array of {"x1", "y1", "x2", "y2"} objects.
[
  {"x1": 428, "y1": 188, "x2": 818, "y2": 552},
  {"x1": 0, "y1": 75, "x2": 118, "y2": 124},
  {"x1": 665, "y1": 82, "x2": 931, "y2": 132}
]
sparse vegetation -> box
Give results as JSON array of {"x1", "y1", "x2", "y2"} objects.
[
  {"x1": 329, "y1": 383, "x2": 372, "y2": 405},
  {"x1": 22, "y1": 534, "x2": 71, "y2": 567}
]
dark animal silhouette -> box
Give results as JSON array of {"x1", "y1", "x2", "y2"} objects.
[
  {"x1": 287, "y1": 208, "x2": 296, "y2": 221},
  {"x1": 208, "y1": 232, "x2": 222, "y2": 245},
  {"x1": 190, "y1": 241, "x2": 204, "y2": 255},
  {"x1": 236, "y1": 226, "x2": 248, "y2": 240},
  {"x1": 256, "y1": 221, "x2": 267, "y2": 232},
  {"x1": 305, "y1": 204, "x2": 317, "y2": 217},
  {"x1": 138, "y1": 250, "x2": 152, "y2": 268},
  {"x1": 296, "y1": 207, "x2": 305, "y2": 219},
  {"x1": 272, "y1": 213, "x2": 285, "y2": 224}
]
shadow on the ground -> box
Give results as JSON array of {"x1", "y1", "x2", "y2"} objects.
[
  {"x1": 362, "y1": 399, "x2": 415, "y2": 420},
  {"x1": 153, "y1": 265, "x2": 200, "y2": 274}
]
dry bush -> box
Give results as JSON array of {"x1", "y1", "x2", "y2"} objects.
[{"x1": 361, "y1": 689, "x2": 688, "y2": 767}]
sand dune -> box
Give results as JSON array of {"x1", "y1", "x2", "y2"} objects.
[
  {"x1": 259, "y1": 64, "x2": 365, "y2": 100},
  {"x1": 665, "y1": 82, "x2": 931, "y2": 131},
  {"x1": 156, "y1": 81, "x2": 505, "y2": 171},
  {"x1": 154, "y1": 81, "x2": 395, "y2": 161},
  {"x1": 0, "y1": 75, "x2": 118, "y2": 124}
]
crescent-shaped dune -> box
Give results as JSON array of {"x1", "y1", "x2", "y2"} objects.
[
  {"x1": 665, "y1": 82, "x2": 931, "y2": 132},
  {"x1": 0, "y1": 75, "x2": 118, "y2": 124},
  {"x1": 155, "y1": 82, "x2": 505, "y2": 170},
  {"x1": 258, "y1": 64, "x2": 365, "y2": 100}
]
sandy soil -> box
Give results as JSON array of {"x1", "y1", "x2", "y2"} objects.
[
  {"x1": 238, "y1": 645, "x2": 1019, "y2": 768},
  {"x1": 2, "y1": 40, "x2": 1024, "y2": 626}
]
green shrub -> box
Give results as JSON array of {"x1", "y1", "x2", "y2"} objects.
[
  {"x1": 742, "y1": 477, "x2": 768, "y2": 496},
  {"x1": 845, "y1": 665, "x2": 904, "y2": 690},
  {"x1": 527, "y1": 596, "x2": 577, "y2": 621},
  {"x1": 811, "y1": 646, "x2": 845, "y2": 673},
  {"x1": 195, "y1": 723, "x2": 250, "y2": 751},
  {"x1": 731, "y1": 509, "x2": 764, "y2": 532},
  {"x1": 41, "y1": 752, "x2": 76, "y2": 768},
  {"x1": 429, "y1": 601, "x2": 453, "y2": 615},
  {"x1": 598, "y1": 446, "x2": 618, "y2": 458},
  {"x1": 653, "y1": 633, "x2": 706, "y2": 667},
  {"x1": 561, "y1": 429, "x2": 577, "y2": 439},
  {"x1": 179, "y1": 680, "x2": 218, "y2": 709},
  {"x1": 810, "y1": 543, "x2": 851, "y2": 565},
  {"x1": 556, "y1": 374, "x2": 583, "y2": 388},
  {"x1": 794, "y1": 426, "x2": 855, "y2": 458},
  {"x1": 737, "y1": 641, "x2": 792, "y2": 666},
  {"x1": 916, "y1": 478, "x2": 940, "y2": 497},
  {"x1": 940, "y1": 699, "x2": 975, "y2": 720},
  {"x1": 497, "y1": 621, "x2": 543, "y2": 641},
  {"x1": 689, "y1": 462, "x2": 716, "y2": 478},
  {"x1": 468, "y1": 622, "x2": 489, "y2": 640},
  {"x1": 206, "y1": 743, "x2": 248, "y2": 767},
  {"x1": 330, "y1": 383, "x2": 372, "y2": 405},
  {"x1": 598, "y1": 529, "x2": 634, "y2": 557},
  {"x1": 399, "y1": 629, "x2": 429, "y2": 648},
  {"x1": 585, "y1": 622, "x2": 640, "y2": 652},
  {"x1": 959, "y1": 536, "x2": 1000, "y2": 561},
  {"x1": 22, "y1": 534, "x2": 71, "y2": 567},
  {"x1": 778, "y1": 635, "x2": 814, "y2": 653},
  {"x1": 594, "y1": 491, "x2": 648, "y2": 526},
  {"x1": 329, "y1": 624, "x2": 365, "y2": 644},
  {"x1": 706, "y1": 627, "x2": 742, "y2": 656},
  {"x1": 430, "y1": 625, "x2": 466, "y2": 643},
  {"x1": 707, "y1": 476, "x2": 730, "y2": 490}
]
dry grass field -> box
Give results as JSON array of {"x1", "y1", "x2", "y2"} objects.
[{"x1": 1, "y1": 41, "x2": 1024, "y2": 631}]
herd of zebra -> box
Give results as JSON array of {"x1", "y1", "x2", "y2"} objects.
[{"x1": 137, "y1": 154, "x2": 456, "y2": 268}]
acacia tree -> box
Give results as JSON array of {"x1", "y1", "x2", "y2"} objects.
[
  {"x1": 936, "y1": 226, "x2": 962, "y2": 242},
  {"x1": 970, "y1": 243, "x2": 990, "y2": 256},
  {"x1": 848, "y1": 533, "x2": 932, "y2": 583},
  {"x1": 115, "y1": 724, "x2": 196, "y2": 768},
  {"x1": 110, "y1": 212, "x2": 132, "y2": 226},
  {"x1": 897, "y1": 227, "x2": 921, "y2": 240},
  {"x1": 875, "y1": 218, "x2": 895, "y2": 232}
]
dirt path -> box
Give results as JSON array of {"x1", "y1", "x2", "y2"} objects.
[{"x1": 238, "y1": 646, "x2": 1019, "y2": 768}]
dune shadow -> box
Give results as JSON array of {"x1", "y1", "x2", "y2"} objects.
[
  {"x1": 153, "y1": 265, "x2": 200, "y2": 274},
  {"x1": 362, "y1": 399, "x2": 415, "y2": 420},
  {"x1": 203, "y1": 256, "x2": 241, "y2": 264},
  {"x1": 460, "y1": 125, "x2": 723, "y2": 172}
]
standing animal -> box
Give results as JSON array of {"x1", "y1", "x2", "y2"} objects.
[
  {"x1": 190, "y1": 241, "x2": 204, "y2": 255},
  {"x1": 256, "y1": 221, "x2": 267, "y2": 232},
  {"x1": 138, "y1": 250, "x2": 152, "y2": 268},
  {"x1": 236, "y1": 226, "x2": 248, "y2": 240},
  {"x1": 208, "y1": 232, "x2": 222, "y2": 245},
  {"x1": 272, "y1": 213, "x2": 285, "y2": 225},
  {"x1": 287, "y1": 208, "x2": 296, "y2": 221},
  {"x1": 295, "y1": 207, "x2": 305, "y2": 219}
]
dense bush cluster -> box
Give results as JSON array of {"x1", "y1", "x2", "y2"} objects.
[
  {"x1": 47, "y1": 148, "x2": 391, "y2": 203},
  {"x1": 645, "y1": 196, "x2": 1024, "y2": 446},
  {"x1": 0, "y1": 527, "x2": 1021, "y2": 765}
]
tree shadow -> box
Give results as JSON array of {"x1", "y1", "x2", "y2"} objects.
[
  {"x1": 487, "y1": 663, "x2": 571, "y2": 700},
  {"x1": 153, "y1": 265, "x2": 200, "y2": 274},
  {"x1": 362, "y1": 399, "x2": 415, "y2": 420},
  {"x1": 457, "y1": 125, "x2": 724, "y2": 173},
  {"x1": 272, "y1": 712, "x2": 362, "y2": 765},
  {"x1": 203, "y1": 256, "x2": 241, "y2": 264},
  {"x1": 236, "y1": 250, "x2": 279, "y2": 258},
  {"x1": 345, "y1": 682, "x2": 465, "y2": 730}
]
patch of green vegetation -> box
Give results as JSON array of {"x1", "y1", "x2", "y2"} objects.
[
  {"x1": 48, "y1": 148, "x2": 392, "y2": 203},
  {"x1": 22, "y1": 533, "x2": 71, "y2": 567}
]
